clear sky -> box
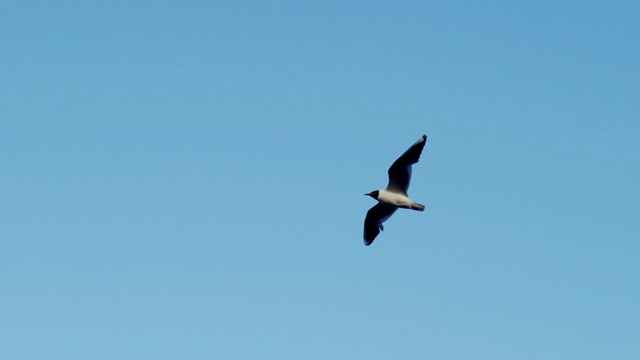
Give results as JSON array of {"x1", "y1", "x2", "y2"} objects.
[{"x1": 2, "y1": 1, "x2": 639, "y2": 359}]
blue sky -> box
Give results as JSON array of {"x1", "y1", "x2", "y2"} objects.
[{"x1": 2, "y1": 1, "x2": 639, "y2": 359}]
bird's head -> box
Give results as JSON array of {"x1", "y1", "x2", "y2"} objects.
[{"x1": 364, "y1": 190, "x2": 379, "y2": 199}]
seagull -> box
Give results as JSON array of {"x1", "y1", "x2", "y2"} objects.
[{"x1": 363, "y1": 134, "x2": 427, "y2": 246}]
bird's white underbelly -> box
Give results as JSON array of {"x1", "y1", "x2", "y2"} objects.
[{"x1": 377, "y1": 190, "x2": 412, "y2": 208}]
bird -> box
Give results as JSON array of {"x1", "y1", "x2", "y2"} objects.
[{"x1": 363, "y1": 134, "x2": 427, "y2": 246}]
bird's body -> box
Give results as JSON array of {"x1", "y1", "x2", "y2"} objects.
[
  {"x1": 374, "y1": 190, "x2": 424, "y2": 211},
  {"x1": 363, "y1": 134, "x2": 427, "y2": 246}
]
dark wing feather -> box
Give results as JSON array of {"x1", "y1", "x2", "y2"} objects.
[
  {"x1": 363, "y1": 203, "x2": 397, "y2": 246},
  {"x1": 386, "y1": 135, "x2": 427, "y2": 195}
]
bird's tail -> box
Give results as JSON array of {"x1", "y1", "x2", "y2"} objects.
[{"x1": 411, "y1": 202, "x2": 425, "y2": 211}]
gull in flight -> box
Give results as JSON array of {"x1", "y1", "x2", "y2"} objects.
[{"x1": 363, "y1": 134, "x2": 427, "y2": 246}]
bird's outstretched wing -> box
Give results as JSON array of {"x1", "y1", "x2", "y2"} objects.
[
  {"x1": 386, "y1": 135, "x2": 427, "y2": 195},
  {"x1": 363, "y1": 203, "x2": 397, "y2": 246}
]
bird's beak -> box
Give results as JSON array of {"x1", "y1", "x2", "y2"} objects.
[{"x1": 364, "y1": 193, "x2": 369, "y2": 196}]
